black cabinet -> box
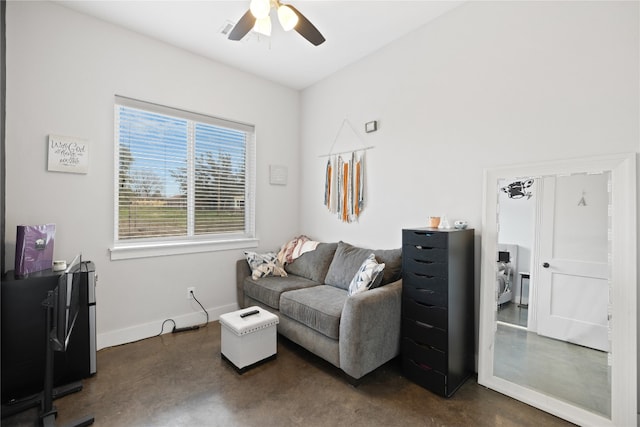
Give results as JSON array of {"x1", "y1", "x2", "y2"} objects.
[
  {"x1": 401, "y1": 228, "x2": 474, "y2": 397},
  {"x1": 1, "y1": 263, "x2": 97, "y2": 413}
]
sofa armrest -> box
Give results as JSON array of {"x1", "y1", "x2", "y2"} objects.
[
  {"x1": 339, "y1": 279, "x2": 402, "y2": 379},
  {"x1": 236, "y1": 259, "x2": 251, "y2": 309}
]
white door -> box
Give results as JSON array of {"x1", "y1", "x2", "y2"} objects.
[{"x1": 536, "y1": 172, "x2": 610, "y2": 352}]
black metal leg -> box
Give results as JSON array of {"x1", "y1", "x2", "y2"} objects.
[
  {"x1": 40, "y1": 291, "x2": 58, "y2": 424},
  {"x1": 37, "y1": 291, "x2": 94, "y2": 427}
]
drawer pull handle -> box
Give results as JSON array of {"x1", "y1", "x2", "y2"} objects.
[
  {"x1": 415, "y1": 301, "x2": 434, "y2": 308},
  {"x1": 409, "y1": 338, "x2": 445, "y2": 354},
  {"x1": 409, "y1": 359, "x2": 445, "y2": 376},
  {"x1": 417, "y1": 288, "x2": 435, "y2": 294},
  {"x1": 415, "y1": 259, "x2": 434, "y2": 265},
  {"x1": 414, "y1": 273, "x2": 435, "y2": 279},
  {"x1": 416, "y1": 321, "x2": 434, "y2": 329},
  {"x1": 410, "y1": 359, "x2": 432, "y2": 371},
  {"x1": 414, "y1": 232, "x2": 433, "y2": 237},
  {"x1": 414, "y1": 341, "x2": 444, "y2": 353},
  {"x1": 414, "y1": 245, "x2": 435, "y2": 250},
  {"x1": 414, "y1": 300, "x2": 444, "y2": 310},
  {"x1": 418, "y1": 362, "x2": 432, "y2": 371}
]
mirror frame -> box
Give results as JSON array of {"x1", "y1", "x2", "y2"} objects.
[{"x1": 478, "y1": 153, "x2": 637, "y2": 426}]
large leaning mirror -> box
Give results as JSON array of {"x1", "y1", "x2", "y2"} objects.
[{"x1": 478, "y1": 153, "x2": 637, "y2": 426}]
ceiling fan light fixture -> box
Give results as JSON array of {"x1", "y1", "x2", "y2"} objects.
[
  {"x1": 277, "y1": 4, "x2": 299, "y2": 32},
  {"x1": 253, "y1": 16, "x2": 272, "y2": 36},
  {"x1": 249, "y1": 0, "x2": 271, "y2": 19},
  {"x1": 228, "y1": 0, "x2": 324, "y2": 46}
]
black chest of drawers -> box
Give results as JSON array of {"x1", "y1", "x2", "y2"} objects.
[{"x1": 401, "y1": 228, "x2": 474, "y2": 397}]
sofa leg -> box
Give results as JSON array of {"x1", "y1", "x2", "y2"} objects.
[{"x1": 343, "y1": 373, "x2": 362, "y2": 387}]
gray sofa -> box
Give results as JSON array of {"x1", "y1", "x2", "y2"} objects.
[{"x1": 236, "y1": 241, "x2": 403, "y2": 380}]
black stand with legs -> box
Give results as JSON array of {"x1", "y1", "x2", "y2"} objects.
[{"x1": 40, "y1": 290, "x2": 94, "y2": 427}]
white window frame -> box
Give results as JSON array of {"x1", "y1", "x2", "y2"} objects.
[{"x1": 110, "y1": 96, "x2": 257, "y2": 260}]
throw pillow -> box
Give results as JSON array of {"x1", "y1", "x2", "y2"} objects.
[
  {"x1": 348, "y1": 254, "x2": 385, "y2": 296},
  {"x1": 244, "y1": 251, "x2": 288, "y2": 280}
]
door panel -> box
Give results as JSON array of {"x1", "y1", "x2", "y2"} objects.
[
  {"x1": 550, "y1": 274, "x2": 607, "y2": 324},
  {"x1": 537, "y1": 173, "x2": 610, "y2": 352}
]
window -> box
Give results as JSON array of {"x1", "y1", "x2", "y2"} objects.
[{"x1": 112, "y1": 96, "x2": 256, "y2": 258}]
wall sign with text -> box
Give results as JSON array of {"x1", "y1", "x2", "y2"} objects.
[{"x1": 47, "y1": 134, "x2": 89, "y2": 174}]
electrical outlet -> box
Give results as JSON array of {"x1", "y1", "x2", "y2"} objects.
[{"x1": 187, "y1": 287, "x2": 195, "y2": 299}]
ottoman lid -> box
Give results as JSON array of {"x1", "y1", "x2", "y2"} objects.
[{"x1": 219, "y1": 307, "x2": 279, "y2": 336}]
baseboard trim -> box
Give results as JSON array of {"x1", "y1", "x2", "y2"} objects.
[{"x1": 97, "y1": 302, "x2": 239, "y2": 350}]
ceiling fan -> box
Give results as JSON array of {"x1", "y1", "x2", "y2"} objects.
[{"x1": 228, "y1": 0, "x2": 326, "y2": 46}]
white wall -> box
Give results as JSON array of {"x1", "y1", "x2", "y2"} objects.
[
  {"x1": 300, "y1": 0, "x2": 638, "y2": 414},
  {"x1": 5, "y1": 1, "x2": 301, "y2": 348},
  {"x1": 300, "y1": 1, "x2": 639, "y2": 249}
]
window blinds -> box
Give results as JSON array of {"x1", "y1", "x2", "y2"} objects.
[{"x1": 114, "y1": 96, "x2": 255, "y2": 242}]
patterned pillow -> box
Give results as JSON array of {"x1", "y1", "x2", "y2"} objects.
[
  {"x1": 348, "y1": 253, "x2": 385, "y2": 296},
  {"x1": 244, "y1": 251, "x2": 288, "y2": 280}
]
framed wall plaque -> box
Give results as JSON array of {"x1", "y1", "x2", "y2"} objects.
[
  {"x1": 269, "y1": 165, "x2": 288, "y2": 185},
  {"x1": 47, "y1": 134, "x2": 89, "y2": 174}
]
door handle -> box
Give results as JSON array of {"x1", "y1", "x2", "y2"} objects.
[{"x1": 542, "y1": 262, "x2": 550, "y2": 268}]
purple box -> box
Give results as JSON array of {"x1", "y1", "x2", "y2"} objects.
[{"x1": 15, "y1": 224, "x2": 56, "y2": 276}]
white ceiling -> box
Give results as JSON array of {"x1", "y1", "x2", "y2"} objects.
[{"x1": 55, "y1": 1, "x2": 462, "y2": 90}]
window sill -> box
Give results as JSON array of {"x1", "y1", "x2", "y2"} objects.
[{"x1": 110, "y1": 237, "x2": 259, "y2": 260}]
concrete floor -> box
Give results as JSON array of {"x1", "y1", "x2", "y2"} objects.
[
  {"x1": 497, "y1": 302, "x2": 528, "y2": 328},
  {"x1": 3, "y1": 322, "x2": 574, "y2": 427}
]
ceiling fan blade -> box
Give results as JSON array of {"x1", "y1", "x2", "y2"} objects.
[
  {"x1": 228, "y1": 9, "x2": 256, "y2": 41},
  {"x1": 287, "y1": 5, "x2": 326, "y2": 46}
]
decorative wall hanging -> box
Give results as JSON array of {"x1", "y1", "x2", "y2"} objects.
[
  {"x1": 321, "y1": 119, "x2": 373, "y2": 223},
  {"x1": 501, "y1": 179, "x2": 534, "y2": 200}
]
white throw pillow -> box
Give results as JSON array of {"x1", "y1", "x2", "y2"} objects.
[{"x1": 348, "y1": 253, "x2": 385, "y2": 296}]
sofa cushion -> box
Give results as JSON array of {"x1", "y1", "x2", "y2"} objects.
[
  {"x1": 279, "y1": 285, "x2": 347, "y2": 340},
  {"x1": 285, "y1": 242, "x2": 338, "y2": 283},
  {"x1": 243, "y1": 275, "x2": 320, "y2": 310},
  {"x1": 324, "y1": 242, "x2": 402, "y2": 290}
]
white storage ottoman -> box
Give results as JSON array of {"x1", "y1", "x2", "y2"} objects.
[{"x1": 219, "y1": 306, "x2": 279, "y2": 373}]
